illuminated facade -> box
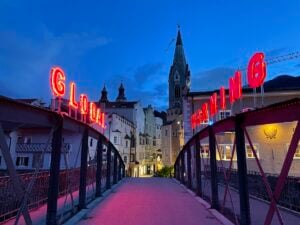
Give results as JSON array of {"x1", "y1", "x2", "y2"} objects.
[
  {"x1": 183, "y1": 76, "x2": 300, "y2": 175},
  {"x1": 99, "y1": 84, "x2": 162, "y2": 176}
]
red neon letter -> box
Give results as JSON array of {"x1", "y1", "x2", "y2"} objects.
[
  {"x1": 96, "y1": 108, "x2": 105, "y2": 128},
  {"x1": 197, "y1": 109, "x2": 202, "y2": 125},
  {"x1": 202, "y1": 103, "x2": 209, "y2": 122},
  {"x1": 229, "y1": 70, "x2": 242, "y2": 104},
  {"x1": 220, "y1": 87, "x2": 226, "y2": 110},
  {"x1": 69, "y1": 82, "x2": 78, "y2": 109},
  {"x1": 191, "y1": 114, "x2": 196, "y2": 129},
  {"x1": 80, "y1": 94, "x2": 88, "y2": 115},
  {"x1": 50, "y1": 67, "x2": 66, "y2": 97},
  {"x1": 247, "y1": 52, "x2": 266, "y2": 88},
  {"x1": 89, "y1": 102, "x2": 97, "y2": 122},
  {"x1": 209, "y1": 93, "x2": 218, "y2": 117}
]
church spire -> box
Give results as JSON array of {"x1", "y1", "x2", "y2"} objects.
[
  {"x1": 173, "y1": 27, "x2": 186, "y2": 66},
  {"x1": 100, "y1": 84, "x2": 109, "y2": 103},
  {"x1": 116, "y1": 82, "x2": 127, "y2": 102},
  {"x1": 168, "y1": 27, "x2": 191, "y2": 109},
  {"x1": 176, "y1": 29, "x2": 183, "y2": 46}
]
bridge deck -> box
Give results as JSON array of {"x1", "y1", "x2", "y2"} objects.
[{"x1": 75, "y1": 178, "x2": 223, "y2": 225}]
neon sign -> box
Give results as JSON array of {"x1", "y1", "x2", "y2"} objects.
[
  {"x1": 50, "y1": 66, "x2": 106, "y2": 128},
  {"x1": 191, "y1": 52, "x2": 266, "y2": 129},
  {"x1": 50, "y1": 67, "x2": 66, "y2": 97}
]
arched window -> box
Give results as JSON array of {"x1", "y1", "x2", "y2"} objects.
[{"x1": 175, "y1": 86, "x2": 180, "y2": 98}]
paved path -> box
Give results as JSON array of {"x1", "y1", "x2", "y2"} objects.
[{"x1": 76, "y1": 178, "x2": 223, "y2": 225}]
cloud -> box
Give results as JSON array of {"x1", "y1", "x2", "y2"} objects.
[
  {"x1": 192, "y1": 67, "x2": 236, "y2": 91},
  {"x1": 103, "y1": 63, "x2": 168, "y2": 110},
  {"x1": 0, "y1": 28, "x2": 111, "y2": 101},
  {"x1": 133, "y1": 63, "x2": 164, "y2": 84}
]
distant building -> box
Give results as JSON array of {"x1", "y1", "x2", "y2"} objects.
[
  {"x1": 99, "y1": 84, "x2": 161, "y2": 176},
  {"x1": 104, "y1": 113, "x2": 135, "y2": 174},
  {"x1": 183, "y1": 75, "x2": 300, "y2": 176},
  {"x1": 162, "y1": 28, "x2": 190, "y2": 166}
]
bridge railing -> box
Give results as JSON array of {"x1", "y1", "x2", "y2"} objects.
[
  {"x1": 0, "y1": 96, "x2": 125, "y2": 225},
  {"x1": 174, "y1": 99, "x2": 300, "y2": 225}
]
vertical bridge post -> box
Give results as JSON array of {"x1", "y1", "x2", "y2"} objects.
[
  {"x1": 187, "y1": 145, "x2": 192, "y2": 189},
  {"x1": 96, "y1": 136, "x2": 103, "y2": 197},
  {"x1": 79, "y1": 128, "x2": 89, "y2": 209},
  {"x1": 113, "y1": 149, "x2": 118, "y2": 184},
  {"x1": 46, "y1": 117, "x2": 63, "y2": 225},
  {"x1": 209, "y1": 126, "x2": 219, "y2": 210},
  {"x1": 195, "y1": 134, "x2": 202, "y2": 196},
  {"x1": 180, "y1": 152, "x2": 185, "y2": 184},
  {"x1": 106, "y1": 143, "x2": 112, "y2": 189},
  {"x1": 235, "y1": 115, "x2": 251, "y2": 225}
]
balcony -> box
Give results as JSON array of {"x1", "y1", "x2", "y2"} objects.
[{"x1": 16, "y1": 143, "x2": 71, "y2": 153}]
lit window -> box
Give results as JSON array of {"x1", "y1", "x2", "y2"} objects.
[
  {"x1": 218, "y1": 110, "x2": 231, "y2": 120},
  {"x1": 292, "y1": 145, "x2": 300, "y2": 159},
  {"x1": 245, "y1": 144, "x2": 259, "y2": 159},
  {"x1": 217, "y1": 145, "x2": 236, "y2": 161},
  {"x1": 201, "y1": 145, "x2": 210, "y2": 158}
]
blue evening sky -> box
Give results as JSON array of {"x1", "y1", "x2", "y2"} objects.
[{"x1": 0, "y1": 0, "x2": 300, "y2": 110}]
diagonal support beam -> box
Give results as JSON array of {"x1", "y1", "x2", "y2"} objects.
[
  {"x1": 244, "y1": 127, "x2": 283, "y2": 225},
  {"x1": 264, "y1": 121, "x2": 300, "y2": 225},
  {"x1": 0, "y1": 124, "x2": 32, "y2": 225}
]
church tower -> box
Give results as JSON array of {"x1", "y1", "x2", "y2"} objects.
[
  {"x1": 116, "y1": 82, "x2": 127, "y2": 102},
  {"x1": 99, "y1": 85, "x2": 109, "y2": 103},
  {"x1": 168, "y1": 28, "x2": 191, "y2": 111}
]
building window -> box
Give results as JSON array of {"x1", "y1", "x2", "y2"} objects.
[
  {"x1": 90, "y1": 139, "x2": 93, "y2": 147},
  {"x1": 16, "y1": 156, "x2": 29, "y2": 167},
  {"x1": 125, "y1": 140, "x2": 128, "y2": 148},
  {"x1": 175, "y1": 86, "x2": 180, "y2": 98},
  {"x1": 246, "y1": 144, "x2": 259, "y2": 159},
  {"x1": 217, "y1": 145, "x2": 236, "y2": 161},
  {"x1": 24, "y1": 137, "x2": 32, "y2": 144},
  {"x1": 165, "y1": 130, "x2": 168, "y2": 136},
  {"x1": 200, "y1": 145, "x2": 210, "y2": 158},
  {"x1": 113, "y1": 136, "x2": 117, "y2": 144},
  {"x1": 153, "y1": 140, "x2": 156, "y2": 146},
  {"x1": 218, "y1": 110, "x2": 231, "y2": 120},
  {"x1": 124, "y1": 156, "x2": 127, "y2": 163},
  {"x1": 289, "y1": 144, "x2": 300, "y2": 159}
]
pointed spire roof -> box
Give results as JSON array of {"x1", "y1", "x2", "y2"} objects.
[
  {"x1": 100, "y1": 84, "x2": 109, "y2": 103},
  {"x1": 116, "y1": 82, "x2": 127, "y2": 102},
  {"x1": 172, "y1": 27, "x2": 186, "y2": 68},
  {"x1": 176, "y1": 30, "x2": 183, "y2": 46},
  {"x1": 119, "y1": 82, "x2": 124, "y2": 90}
]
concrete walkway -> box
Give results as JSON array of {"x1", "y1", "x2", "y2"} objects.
[{"x1": 75, "y1": 178, "x2": 224, "y2": 225}]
